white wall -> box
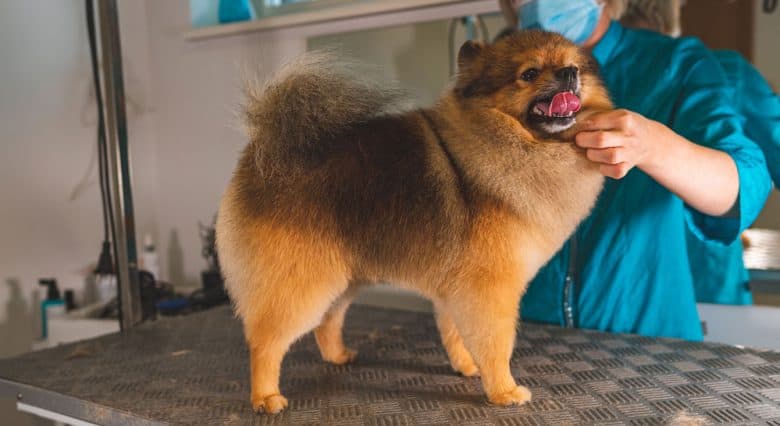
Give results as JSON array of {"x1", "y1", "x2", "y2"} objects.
[
  {"x1": 0, "y1": 0, "x2": 308, "y2": 348},
  {"x1": 0, "y1": 1, "x2": 153, "y2": 353},
  {"x1": 143, "y1": 0, "x2": 306, "y2": 289},
  {"x1": 0, "y1": 1, "x2": 304, "y2": 422},
  {"x1": 309, "y1": 15, "x2": 506, "y2": 106},
  {"x1": 0, "y1": 1, "x2": 157, "y2": 423}
]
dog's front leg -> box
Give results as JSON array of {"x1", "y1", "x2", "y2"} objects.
[
  {"x1": 442, "y1": 282, "x2": 531, "y2": 406},
  {"x1": 433, "y1": 300, "x2": 480, "y2": 377}
]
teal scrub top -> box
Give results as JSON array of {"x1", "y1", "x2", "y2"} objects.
[
  {"x1": 686, "y1": 50, "x2": 780, "y2": 305},
  {"x1": 520, "y1": 22, "x2": 772, "y2": 341}
]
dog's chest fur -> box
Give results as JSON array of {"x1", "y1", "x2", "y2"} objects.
[{"x1": 429, "y1": 105, "x2": 604, "y2": 266}]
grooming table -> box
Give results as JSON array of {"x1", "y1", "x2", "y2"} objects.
[{"x1": 1, "y1": 305, "x2": 779, "y2": 425}]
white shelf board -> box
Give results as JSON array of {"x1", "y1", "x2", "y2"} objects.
[{"x1": 185, "y1": 0, "x2": 500, "y2": 40}]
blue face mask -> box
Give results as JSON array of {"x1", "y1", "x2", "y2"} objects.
[{"x1": 518, "y1": 0, "x2": 604, "y2": 45}]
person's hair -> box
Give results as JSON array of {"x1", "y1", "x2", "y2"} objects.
[
  {"x1": 603, "y1": 0, "x2": 629, "y2": 19},
  {"x1": 620, "y1": 0, "x2": 682, "y2": 36}
]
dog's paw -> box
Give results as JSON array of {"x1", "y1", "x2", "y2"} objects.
[
  {"x1": 488, "y1": 385, "x2": 532, "y2": 406},
  {"x1": 252, "y1": 394, "x2": 288, "y2": 415},
  {"x1": 324, "y1": 347, "x2": 358, "y2": 365}
]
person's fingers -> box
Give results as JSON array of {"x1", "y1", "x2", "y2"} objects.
[
  {"x1": 599, "y1": 163, "x2": 632, "y2": 179},
  {"x1": 586, "y1": 147, "x2": 625, "y2": 165},
  {"x1": 575, "y1": 130, "x2": 624, "y2": 149},
  {"x1": 578, "y1": 109, "x2": 635, "y2": 132}
]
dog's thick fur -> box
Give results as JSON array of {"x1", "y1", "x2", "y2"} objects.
[{"x1": 216, "y1": 31, "x2": 613, "y2": 414}]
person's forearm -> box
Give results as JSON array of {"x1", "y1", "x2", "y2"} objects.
[
  {"x1": 639, "y1": 121, "x2": 739, "y2": 217},
  {"x1": 576, "y1": 110, "x2": 742, "y2": 217}
]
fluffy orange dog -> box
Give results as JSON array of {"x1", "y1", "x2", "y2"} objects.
[{"x1": 216, "y1": 30, "x2": 612, "y2": 414}]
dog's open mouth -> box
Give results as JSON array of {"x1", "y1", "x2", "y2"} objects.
[
  {"x1": 531, "y1": 91, "x2": 581, "y2": 117},
  {"x1": 527, "y1": 91, "x2": 581, "y2": 133}
]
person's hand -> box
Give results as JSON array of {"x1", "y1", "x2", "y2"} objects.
[
  {"x1": 575, "y1": 109, "x2": 667, "y2": 179},
  {"x1": 575, "y1": 110, "x2": 741, "y2": 217}
]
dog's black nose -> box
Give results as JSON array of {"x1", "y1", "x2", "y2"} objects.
[{"x1": 555, "y1": 66, "x2": 578, "y2": 83}]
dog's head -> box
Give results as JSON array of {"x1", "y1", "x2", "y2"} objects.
[{"x1": 454, "y1": 30, "x2": 611, "y2": 138}]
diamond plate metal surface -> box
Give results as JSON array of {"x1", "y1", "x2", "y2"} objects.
[{"x1": 0, "y1": 305, "x2": 778, "y2": 425}]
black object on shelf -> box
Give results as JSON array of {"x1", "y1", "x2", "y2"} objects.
[
  {"x1": 149, "y1": 217, "x2": 230, "y2": 317},
  {"x1": 64, "y1": 290, "x2": 77, "y2": 311},
  {"x1": 138, "y1": 270, "x2": 159, "y2": 321},
  {"x1": 94, "y1": 241, "x2": 114, "y2": 275},
  {"x1": 38, "y1": 279, "x2": 61, "y2": 301},
  {"x1": 195, "y1": 216, "x2": 229, "y2": 308}
]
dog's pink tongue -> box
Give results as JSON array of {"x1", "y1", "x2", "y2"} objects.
[{"x1": 549, "y1": 92, "x2": 581, "y2": 116}]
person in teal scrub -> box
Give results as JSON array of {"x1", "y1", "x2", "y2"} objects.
[
  {"x1": 499, "y1": 0, "x2": 772, "y2": 340},
  {"x1": 621, "y1": 0, "x2": 780, "y2": 306}
]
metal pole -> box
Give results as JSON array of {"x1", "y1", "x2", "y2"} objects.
[{"x1": 97, "y1": 0, "x2": 143, "y2": 330}]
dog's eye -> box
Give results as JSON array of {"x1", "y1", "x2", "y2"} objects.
[{"x1": 520, "y1": 68, "x2": 540, "y2": 82}]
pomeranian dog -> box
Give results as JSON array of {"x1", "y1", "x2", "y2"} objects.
[{"x1": 216, "y1": 30, "x2": 612, "y2": 414}]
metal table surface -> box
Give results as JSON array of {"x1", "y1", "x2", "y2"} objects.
[{"x1": 1, "y1": 305, "x2": 779, "y2": 426}]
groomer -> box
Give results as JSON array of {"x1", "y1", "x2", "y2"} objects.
[
  {"x1": 499, "y1": 0, "x2": 772, "y2": 340},
  {"x1": 621, "y1": 0, "x2": 780, "y2": 306}
]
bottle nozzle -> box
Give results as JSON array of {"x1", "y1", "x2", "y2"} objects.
[{"x1": 38, "y1": 278, "x2": 61, "y2": 301}]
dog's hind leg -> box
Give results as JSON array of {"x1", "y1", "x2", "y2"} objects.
[
  {"x1": 243, "y1": 272, "x2": 348, "y2": 414},
  {"x1": 433, "y1": 300, "x2": 479, "y2": 377},
  {"x1": 244, "y1": 319, "x2": 294, "y2": 415},
  {"x1": 230, "y1": 223, "x2": 349, "y2": 415},
  {"x1": 315, "y1": 284, "x2": 360, "y2": 365}
]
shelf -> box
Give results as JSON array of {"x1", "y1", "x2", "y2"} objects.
[{"x1": 185, "y1": 0, "x2": 499, "y2": 40}]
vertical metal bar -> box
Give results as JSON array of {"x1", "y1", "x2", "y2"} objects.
[{"x1": 97, "y1": 0, "x2": 142, "y2": 329}]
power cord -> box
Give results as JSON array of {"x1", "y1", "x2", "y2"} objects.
[{"x1": 85, "y1": 0, "x2": 120, "y2": 323}]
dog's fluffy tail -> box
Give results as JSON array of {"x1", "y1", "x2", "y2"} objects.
[{"x1": 244, "y1": 51, "x2": 407, "y2": 175}]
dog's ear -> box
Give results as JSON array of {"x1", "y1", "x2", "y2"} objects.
[
  {"x1": 455, "y1": 41, "x2": 488, "y2": 98},
  {"x1": 457, "y1": 40, "x2": 484, "y2": 67},
  {"x1": 493, "y1": 27, "x2": 520, "y2": 43}
]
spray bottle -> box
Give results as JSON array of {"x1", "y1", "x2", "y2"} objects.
[
  {"x1": 140, "y1": 233, "x2": 159, "y2": 280},
  {"x1": 38, "y1": 278, "x2": 65, "y2": 339}
]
